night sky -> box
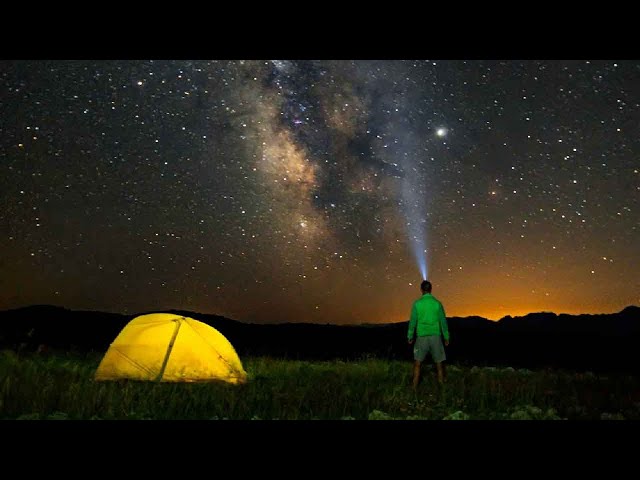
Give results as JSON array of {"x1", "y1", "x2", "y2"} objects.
[{"x1": 1, "y1": 60, "x2": 638, "y2": 324}]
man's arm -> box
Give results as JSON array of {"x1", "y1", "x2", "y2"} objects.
[
  {"x1": 439, "y1": 302, "x2": 449, "y2": 345},
  {"x1": 407, "y1": 303, "x2": 417, "y2": 343}
]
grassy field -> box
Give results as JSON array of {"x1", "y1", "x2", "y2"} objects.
[{"x1": 1, "y1": 349, "x2": 639, "y2": 420}]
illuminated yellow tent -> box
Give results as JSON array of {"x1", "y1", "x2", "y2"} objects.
[{"x1": 94, "y1": 313, "x2": 247, "y2": 384}]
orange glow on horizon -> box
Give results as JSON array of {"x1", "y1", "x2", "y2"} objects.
[{"x1": 382, "y1": 304, "x2": 630, "y2": 324}]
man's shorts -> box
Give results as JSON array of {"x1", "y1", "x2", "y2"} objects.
[{"x1": 413, "y1": 335, "x2": 446, "y2": 363}]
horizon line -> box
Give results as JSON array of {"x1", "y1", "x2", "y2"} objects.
[{"x1": 1, "y1": 303, "x2": 637, "y2": 326}]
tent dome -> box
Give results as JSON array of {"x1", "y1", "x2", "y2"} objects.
[{"x1": 94, "y1": 313, "x2": 247, "y2": 384}]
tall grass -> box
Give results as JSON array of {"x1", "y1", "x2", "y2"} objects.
[{"x1": 0, "y1": 350, "x2": 638, "y2": 420}]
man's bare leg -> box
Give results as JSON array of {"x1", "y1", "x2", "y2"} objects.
[
  {"x1": 413, "y1": 361, "x2": 422, "y2": 389},
  {"x1": 436, "y1": 362, "x2": 446, "y2": 384}
]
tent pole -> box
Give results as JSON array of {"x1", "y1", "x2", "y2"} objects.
[{"x1": 155, "y1": 317, "x2": 183, "y2": 382}]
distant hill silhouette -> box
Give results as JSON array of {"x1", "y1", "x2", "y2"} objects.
[{"x1": 0, "y1": 305, "x2": 638, "y2": 374}]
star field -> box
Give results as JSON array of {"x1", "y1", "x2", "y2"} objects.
[{"x1": 1, "y1": 60, "x2": 638, "y2": 323}]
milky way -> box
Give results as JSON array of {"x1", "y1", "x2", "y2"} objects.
[{"x1": 1, "y1": 60, "x2": 638, "y2": 323}]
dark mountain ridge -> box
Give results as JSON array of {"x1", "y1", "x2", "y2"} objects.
[{"x1": 0, "y1": 304, "x2": 638, "y2": 373}]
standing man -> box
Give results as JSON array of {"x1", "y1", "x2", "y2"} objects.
[{"x1": 407, "y1": 280, "x2": 449, "y2": 388}]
